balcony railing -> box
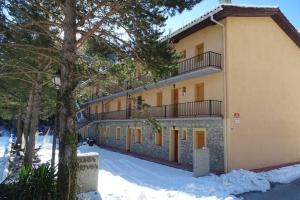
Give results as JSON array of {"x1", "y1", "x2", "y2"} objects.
[
  {"x1": 85, "y1": 100, "x2": 222, "y2": 122},
  {"x1": 87, "y1": 51, "x2": 222, "y2": 101},
  {"x1": 176, "y1": 51, "x2": 222, "y2": 76}
]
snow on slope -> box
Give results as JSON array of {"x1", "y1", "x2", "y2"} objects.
[
  {"x1": 78, "y1": 145, "x2": 270, "y2": 200},
  {"x1": 0, "y1": 129, "x2": 12, "y2": 183}
]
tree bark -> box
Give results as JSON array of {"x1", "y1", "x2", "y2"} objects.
[
  {"x1": 15, "y1": 106, "x2": 23, "y2": 149},
  {"x1": 51, "y1": 98, "x2": 59, "y2": 168},
  {"x1": 24, "y1": 72, "x2": 43, "y2": 166},
  {"x1": 57, "y1": 0, "x2": 78, "y2": 199},
  {"x1": 23, "y1": 84, "x2": 35, "y2": 152}
]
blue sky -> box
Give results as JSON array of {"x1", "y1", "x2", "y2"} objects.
[{"x1": 164, "y1": 0, "x2": 300, "y2": 34}]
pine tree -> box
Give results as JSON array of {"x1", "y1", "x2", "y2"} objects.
[{"x1": 1, "y1": 0, "x2": 202, "y2": 199}]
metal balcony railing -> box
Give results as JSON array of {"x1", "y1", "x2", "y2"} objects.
[
  {"x1": 85, "y1": 100, "x2": 222, "y2": 122},
  {"x1": 88, "y1": 51, "x2": 222, "y2": 101}
]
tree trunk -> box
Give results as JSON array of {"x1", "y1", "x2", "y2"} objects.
[
  {"x1": 24, "y1": 72, "x2": 43, "y2": 166},
  {"x1": 23, "y1": 84, "x2": 35, "y2": 152},
  {"x1": 51, "y1": 98, "x2": 59, "y2": 168},
  {"x1": 57, "y1": 0, "x2": 78, "y2": 199},
  {"x1": 15, "y1": 106, "x2": 23, "y2": 149}
]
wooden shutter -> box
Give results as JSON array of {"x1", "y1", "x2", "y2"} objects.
[
  {"x1": 195, "y1": 83, "x2": 204, "y2": 101},
  {"x1": 157, "y1": 92, "x2": 163, "y2": 106},
  {"x1": 117, "y1": 100, "x2": 121, "y2": 111}
]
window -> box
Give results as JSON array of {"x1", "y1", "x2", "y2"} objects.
[
  {"x1": 135, "y1": 129, "x2": 142, "y2": 144},
  {"x1": 182, "y1": 87, "x2": 186, "y2": 96},
  {"x1": 195, "y1": 83, "x2": 204, "y2": 102},
  {"x1": 156, "y1": 92, "x2": 163, "y2": 106},
  {"x1": 181, "y1": 129, "x2": 187, "y2": 140},
  {"x1": 115, "y1": 127, "x2": 121, "y2": 141},
  {"x1": 105, "y1": 127, "x2": 110, "y2": 141},
  {"x1": 180, "y1": 50, "x2": 186, "y2": 59},
  {"x1": 194, "y1": 130, "x2": 206, "y2": 149},
  {"x1": 137, "y1": 96, "x2": 143, "y2": 110},
  {"x1": 117, "y1": 100, "x2": 121, "y2": 111},
  {"x1": 104, "y1": 103, "x2": 110, "y2": 112},
  {"x1": 155, "y1": 129, "x2": 163, "y2": 146}
]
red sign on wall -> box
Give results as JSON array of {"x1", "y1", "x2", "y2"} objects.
[{"x1": 234, "y1": 112, "x2": 240, "y2": 118}]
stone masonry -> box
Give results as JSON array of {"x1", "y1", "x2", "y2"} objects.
[{"x1": 84, "y1": 117, "x2": 224, "y2": 172}]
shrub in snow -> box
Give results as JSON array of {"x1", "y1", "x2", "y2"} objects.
[{"x1": 0, "y1": 164, "x2": 57, "y2": 199}]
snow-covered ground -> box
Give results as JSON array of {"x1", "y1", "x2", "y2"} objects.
[
  {"x1": 34, "y1": 135, "x2": 300, "y2": 200},
  {"x1": 0, "y1": 129, "x2": 12, "y2": 183},
  {"x1": 35, "y1": 134, "x2": 59, "y2": 165},
  {"x1": 1, "y1": 131, "x2": 299, "y2": 199}
]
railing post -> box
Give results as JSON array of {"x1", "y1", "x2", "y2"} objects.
[
  {"x1": 209, "y1": 100, "x2": 212, "y2": 116},
  {"x1": 208, "y1": 51, "x2": 211, "y2": 66}
]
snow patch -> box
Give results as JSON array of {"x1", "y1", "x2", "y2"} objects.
[
  {"x1": 78, "y1": 152, "x2": 99, "y2": 157},
  {"x1": 77, "y1": 191, "x2": 102, "y2": 200},
  {"x1": 220, "y1": 169, "x2": 270, "y2": 194},
  {"x1": 260, "y1": 164, "x2": 300, "y2": 184},
  {"x1": 0, "y1": 129, "x2": 13, "y2": 183},
  {"x1": 77, "y1": 145, "x2": 271, "y2": 200}
]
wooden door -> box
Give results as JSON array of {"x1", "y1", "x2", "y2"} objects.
[
  {"x1": 194, "y1": 131, "x2": 205, "y2": 149},
  {"x1": 195, "y1": 43, "x2": 204, "y2": 62},
  {"x1": 174, "y1": 130, "x2": 179, "y2": 162},
  {"x1": 157, "y1": 92, "x2": 163, "y2": 106},
  {"x1": 126, "y1": 128, "x2": 131, "y2": 151},
  {"x1": 195, "y1": 83, "x2": 204, "y2": 102},
  {"x1": 172, "y1": 89, "x2": 179, "y2": 117}
]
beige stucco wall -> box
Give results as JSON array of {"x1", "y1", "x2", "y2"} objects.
[
  {"x1": 174, "y1": 21, "x2": 224, "y2": 58},
  {"x1": 89, "y1": 72, "x2": 224, "y2": 113},
  {"x1": 94, "y1": 72, "x2": 225, "y2": 113},
  {"x1": 132, "y1": 73, "x2": 223, "y2": 107},
  {"x1": 225, "y1": 17, "x2": 300, "y2": 170}
]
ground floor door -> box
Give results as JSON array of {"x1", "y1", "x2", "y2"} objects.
[
  {"x1": 193, "y1": 130, "x2": 206, "y2": 150},
  {"x1": 126, "y1": 128, "x2": 131, "y2": 151},
  {"x1": 169, "y1": 130, "x2": 179, "y2": 163}
]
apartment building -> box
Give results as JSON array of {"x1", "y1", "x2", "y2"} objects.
[{"x1": 78, "y1": 4, "x2": 300, "y2": 172}]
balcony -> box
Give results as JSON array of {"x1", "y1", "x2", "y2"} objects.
[
  {"x1": 175, "y1": 51, "x2": 222, "y2": 76},
  {"x1": 87, "y1": 51, "x2": 222, "y2": 102},
  {"x1": 85, "y1": 100, "x2": 222, "y2": 122}
]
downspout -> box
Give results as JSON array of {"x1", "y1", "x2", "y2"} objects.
[{"x1": 210, "y1": 14, "x2": 229, "y2": 172}]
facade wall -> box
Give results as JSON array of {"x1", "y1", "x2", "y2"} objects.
[
  {"x1": 87, "y1": 23, "x2": 225, "y2": 114},
  {"x1": 88, "y1": 72, "x2": 224, "y2": 113},
  {"x1": 225, "y1": 17, "x2": 300, "y2": 170},
  {"x1": 87, "y1": 118, "x2": 224, "y2": 172},
  {"x1": 132, "y1": 72, "x2": 224, "y2": 106},
  {"x1": 174, "y1": 21, "x2": 224, "y2": 58}
]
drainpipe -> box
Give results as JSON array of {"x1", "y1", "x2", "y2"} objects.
[{"x1": 210, "y1": 14, "x2": 229, "y2": 172}]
